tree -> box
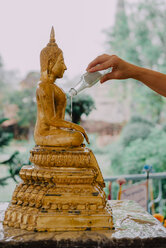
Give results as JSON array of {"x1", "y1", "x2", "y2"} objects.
[
  {"x1": 0, "y1": 55, "x2": 20, "y2": 118},
  {"x1": 0, "y1": 57, "x2": 32, "y2": 186},
  {"x1": 66, "y1": 94, "x2": 95, "y2": 124},
  {"x1": 0, "y1": 118, "x2": 21, "y2": 186},
  {"x1": 8, "y1": 87, "x2": 37, "y2": 138},
  {"x1": 120, "y1": 116, "x2": 153, "y2": 147},
  {"x1": 109, "y1": 125, "x2": 166, "y2": 215},
  {"x1": 0, "y1": 118, "x2": 13, "y2": 148},
  {"x1": 105, "y1": 1, "x2": 166, "y2": 213},
  {"x1": 8, "y1": 72, "x2": 39, "y2": 139},
  {"x1": 109, "y1": 119, "x2": 166, "y2": 175},
  {"x1": 105, "y1": 0, "x2": 166, "y2": 123},
  {"x1": 0, "y1": 151, "x2": 21, "y2": 186}
]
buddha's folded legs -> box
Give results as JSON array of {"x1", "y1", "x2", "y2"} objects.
[{"x1": 34, "y1": 129, "x2": 84, "y2": 147}]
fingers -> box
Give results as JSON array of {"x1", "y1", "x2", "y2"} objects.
[
  {"x1": 85, "y1": 134, "x2": 90, "y2": 144},
  {"x1": 100, "y1": 72, "x2": 116, "y2": 83},
  {"x1": 88, "y1": 60, "x2": 113, "y2": 73},
  {"x1": 83, "y1": 131, "x2": 89, "y2": 144},
  {"x1": 85, "y1": 136, "x2": 90, "y2": 144},
  {"x1": 78, "y1": 127, "x2": 89, "y2": 144},
  {"x1": 86, "y1": 54, "x2": 110, "y2": 71}
]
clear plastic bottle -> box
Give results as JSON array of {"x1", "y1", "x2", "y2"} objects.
[{"x1": 69, "y1": 70, "x2": 109, "y2": 97}]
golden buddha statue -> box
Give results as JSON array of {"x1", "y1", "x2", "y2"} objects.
[
  {"x1": 34, "y1": 27, "x2": 89, "y2": 147},
  {"x1": 3, "y1": 27, "x2": 113, "y2": 231}
]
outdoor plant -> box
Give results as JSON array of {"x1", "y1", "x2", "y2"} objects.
[
  {"x1": 0, "y1": 118, "x2": 30, "y2": 186},
  {"x1": 66, "y1": 94, "x2": 95, "y2": 124}
]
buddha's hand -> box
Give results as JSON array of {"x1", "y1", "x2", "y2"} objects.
[
  {"x1": 86, "y1": 54, "x2": 134, "y2": 83},
  {"x1": 72, "y1": 124, "x2": 90, "y2": 144}
]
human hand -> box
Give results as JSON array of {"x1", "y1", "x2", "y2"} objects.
[{"x1": 86, "y1": 54, "x2": 134, "y2": 83}]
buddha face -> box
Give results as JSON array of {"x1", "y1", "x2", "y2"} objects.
[
  {"x1": 40, "y1": 53, "x2": 67, "y2": 83},
  {"x1": 52, "y1": 53, "x2": 67, "y2": 79}
]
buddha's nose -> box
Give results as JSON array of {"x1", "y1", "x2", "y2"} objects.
[{"x1": 64, "y1": 64, "x2": 67, "y2": 70}]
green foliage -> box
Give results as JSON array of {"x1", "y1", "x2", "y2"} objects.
[
  {"x1": 110, "y1": 121, "x2": 166, "y2": 175},
  {"x1": 8, "y1": 87, "x2": 37, "y2": 128},
  {"x1": 106, "y1": 0, "x2": 140, "y2": 65},
  {"x1": 0, "y1": 143, "x2": 32, "y2": 186},
  {"x1": 124, "y1": 128, "x2": 166, "y2": 174},
  {"x1": 0, "y1": 151, "x2": 20, "y2": 185},
  {"x1": 106, "y1": 0, "x2": 166, "y2": 123},
  {"x1": 130, "y1": 116, "x2": 154, "y2": 126},
  {"x1": 121, "y1": 117, "x2": 153, "y2": 146},
  {"x1": 133, "y1": 84, "x2": 165, "y2": 123},
  {"x1": 131, "y1": 0, "x2": 166, "y2": 71},
  {"x1": 66, "y1": 94, "x2": 95, "y2": 124},
  {"x1": 104, "y1": 0, "x2": 166, "y2": 212},
  {"x1": 0, "y1": 118, "x2": 13, "y2": 148},
  {"x1": 0, "y1": 65, "x2": 36, "y2": 187},
  {"x1": 86, "y1": 133, "x2": 108, "y2": 155},
  {"x1": 0, "y1": 118, "x2": 24, "y2": 186},
  {"x1": 0, "y1": 150, "x2": 31, "y2": 186}
]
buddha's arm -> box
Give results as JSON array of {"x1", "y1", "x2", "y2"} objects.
[
  {"x1": 48, "y1": 118, "x2": 89, "y2": 144},
  {"x1": 38, "y1": 86, "x2": 89, "y2": 143}
]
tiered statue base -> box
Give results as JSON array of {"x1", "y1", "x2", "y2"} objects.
[
  {"x1": 3, "y1": 146, "x2": 113, "y2": 231},
  {"x1": 1, "y1": 201, "x2": 166, "y2": 248}
]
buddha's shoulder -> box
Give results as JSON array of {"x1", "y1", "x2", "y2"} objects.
[
  {"x1": 53, "y1": 84, "x2": 65, "y2": 95},
  {"x1": 36, "y1": 81, "x2": 54, "y2": 95}
]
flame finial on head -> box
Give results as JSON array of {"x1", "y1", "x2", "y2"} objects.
[
  {"x1": 40, "y1": 26, "x2": 62, "y2": 72},
  {"x1": 49, "y1": 26, "x2": 55, "y2": 44}
]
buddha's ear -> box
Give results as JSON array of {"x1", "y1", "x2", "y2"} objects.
[{"x1": 47, "y1": 59, "x2": 53, "y2": 76}]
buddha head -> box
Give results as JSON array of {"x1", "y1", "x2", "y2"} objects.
[{"x1": 40, "y1": 27, "x2": 67, "y2": 82}]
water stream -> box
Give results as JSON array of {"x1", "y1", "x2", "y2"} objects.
[{"x1": 71, "y1": 96, "x2": 73, "y2": 121}]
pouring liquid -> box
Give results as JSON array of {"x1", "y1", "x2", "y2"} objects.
[
  {"x1": 70, "y1": 96, "x2": 73, "y2": 121},
  {"x1": 69, "y1": 69, "x2": 112, "y2": 97}
]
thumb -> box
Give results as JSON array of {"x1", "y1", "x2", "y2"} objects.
[{"x1": 100, "y1": 72, "x2": 116, "y2": 84}]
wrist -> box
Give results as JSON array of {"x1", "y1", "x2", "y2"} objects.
[{"x1": 129, "y1": 64, "x2": 144, "y2": 80}]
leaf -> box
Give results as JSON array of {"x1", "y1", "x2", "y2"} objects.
[{"x1": 0, "y1": 151, "x2": 19, "y2": 165}]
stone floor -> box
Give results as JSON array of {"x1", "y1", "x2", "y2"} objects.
[{"x1": 0, "y1": 200, "x2": 166, "y2": 248}]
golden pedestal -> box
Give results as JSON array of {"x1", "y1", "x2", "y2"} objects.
[{"x1": 3, "y1": 146, "x2": 113, "y2": 231}]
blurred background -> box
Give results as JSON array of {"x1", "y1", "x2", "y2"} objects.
[{"x1": 0, "y1": 0, "x2": 166, "y2": 220}]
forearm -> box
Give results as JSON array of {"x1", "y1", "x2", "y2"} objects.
[
  {"x1": 48, "y1": 117, "x2": 82, "y2": 131},
  {"x1": 130, "y1": 64, "x2": 166, "y2": 97},
  {"x1": 86, "y1": 54, "x2": 166, "y2": 97},
  {"x1": 48, "y1": 118, "x2": 74, "y2": 129}
]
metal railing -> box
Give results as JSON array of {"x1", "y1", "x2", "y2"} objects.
[{"x1": 104, "y1": 172, "x2": 166, "y2": 213}]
